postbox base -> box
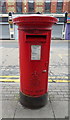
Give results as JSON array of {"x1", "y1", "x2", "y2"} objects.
[{"x1": 20, "y1": 91, "x2": 48, "y2": 109}]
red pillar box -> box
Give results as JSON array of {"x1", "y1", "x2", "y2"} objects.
[{"x1": 13, "y1": 15, "x2": 57, "y2": 109}]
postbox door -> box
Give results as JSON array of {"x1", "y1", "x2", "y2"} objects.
[{"x1": 29, "y1": 43, "x2": 50, "y2": 97}]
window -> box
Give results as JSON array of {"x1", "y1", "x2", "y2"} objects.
[
  {"x1": 56, "y1": 0, "x2": 63, "y2": 13},
  {"x1": 28, "y1": 0, "x2": 34, "y2": 13},
  {"x1": 0, "y1": 17, "x2": 8, "y2": 22},
  {"x1": 44, "y1": 0, "x2": 51, "y2": 13},
  {"x1": 0, "y1": 1, "x2": 6, "y2": 14},
  {"x1": 16, "y1": 0, "x2": 22, "y2": 13}
]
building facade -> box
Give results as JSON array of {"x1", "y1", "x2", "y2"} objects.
[{"x1": 0, "y1": 0, "x2": 70, "y2": 14}]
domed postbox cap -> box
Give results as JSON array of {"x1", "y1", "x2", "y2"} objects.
[{"x1": 13, "y1": 15, "x2": 58, "y2": 30}]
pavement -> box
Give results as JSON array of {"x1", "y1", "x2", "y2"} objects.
[{"x1": 0, "y1": 40, "x2": 70, "y2": 120}]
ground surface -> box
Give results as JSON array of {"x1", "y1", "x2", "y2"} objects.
[{"x1": 0, "y1": 40, "x2": 69, "y2": 119}]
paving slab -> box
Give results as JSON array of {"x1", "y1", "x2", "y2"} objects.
[
  {"x1": 2, "y1": 48, "x2": 19, "y2": 66},
  {"x1": 1, "y1": 82, "x2": 69, "y2": 119},
  {"x1": 2, "y1": 101, "x2": 17, "y2": 118},
  {"x1": 51, "y1": 101, "x2": 68, "y2": 119},
  {"x1": 0, "y1": 83, "x2": 2, "y2": 120},
  {"x1": 14, "y1": 101, "x2": 54, "y2": 118},
  {"x1": 68, "y1": 101, "x2": 70, "y2": 119},
  {"x1": 0, "y1": 101, "x2": 2, "y2": 120},
  {"x1": 1, "y1": 118, "x2": 69, "y2": 120}
]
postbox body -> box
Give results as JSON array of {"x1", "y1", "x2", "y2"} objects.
[
  {"x1": 19, "y1": 30, "x2": 51, "y2": 97},
  {"x1": 13, "y1": 15, "x2": 57, "y2": 108}
]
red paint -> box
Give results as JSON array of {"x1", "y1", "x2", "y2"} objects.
[{"x1": 13, "y1": 15, "x2": 57, "y2": 97}]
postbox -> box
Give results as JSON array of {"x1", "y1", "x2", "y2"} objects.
[{"x1": 13, "y1": 15, "x2": 57, "y2": 108}]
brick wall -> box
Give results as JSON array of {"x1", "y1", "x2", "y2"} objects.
[
  {"x1": 68, "y1": 1, "x2": 70, "y2": 13},
  {"x1": 6, "y1": 0, "x2": 16, "y2": 13},
  {"x1": 51, "y1": 0, "x2": 57, "y2": 13},
  {"x1": 63, "y1": 0, "x2": 69, "y2": 13},
  {"x1": 22, "y1": 0, "x2": 28, "y2": 13},
  {"x1": 35, "y1": 0, "x2": 44, "y2": 13},
  {"x1": 5, "y1": 0, "x2": 69, "y2": 14}
]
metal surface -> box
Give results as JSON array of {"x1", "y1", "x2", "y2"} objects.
[
  {"x1": 65, "y1": 23, "x2": 70, "y2": 40},
  {"x1": 0, "y1": 24, "x2": 10, "y2": 39},
  {"x1": 20, "y1": 91, "x2": 48, "y2": 109},
  {"x1": 13, "y1": 15, "x2": 57, "y2": 99},
  {"x1": 52, "y1": 24, "x2": 63, "y2": 39}
]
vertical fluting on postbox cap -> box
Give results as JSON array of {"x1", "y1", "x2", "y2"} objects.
[{"x1": 13, "y1": 15, "x2": 58, "y2": 109}]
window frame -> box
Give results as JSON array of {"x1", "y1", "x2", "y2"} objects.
[
  {"x1": 44, "y1": 0, "x2": 51, "y2": 13},
  {"x1": 56, "y1": 0, "x2": 63, "y2": 13},
  {"x1": 0, "y1": 1, "x2": 6, "y2": 14},
  {"x1": 28, "y1": 0, "x2": 35, "y2": 13},
  {"x1": 16, "y1": 0, "x2": 22, "y2": 13}
]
